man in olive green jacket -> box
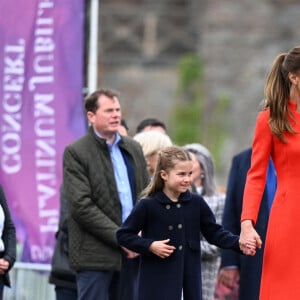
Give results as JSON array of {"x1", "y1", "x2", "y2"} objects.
[{"x1": 63, "y1": 89, "x2": 149, "y2": 300}]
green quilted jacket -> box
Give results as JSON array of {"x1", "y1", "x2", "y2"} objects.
[{"x1": 63, "y1": 127, "x2": 149, "y2": 271}]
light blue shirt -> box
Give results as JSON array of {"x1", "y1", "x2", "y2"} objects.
[{"x1": 95, "y1": 131, "x2": 133, "y2": 222}]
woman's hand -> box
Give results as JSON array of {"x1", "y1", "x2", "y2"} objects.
[
  {"x1": 149, "y1": 239, "x2": 176, "y2": 259},
  {"x1": 239, "y1": 220, "x2": 262, "y2": 256}
]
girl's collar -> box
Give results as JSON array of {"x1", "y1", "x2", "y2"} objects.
[{"x1": 155, "y1": 190, "x2": 191, "y2": 204}]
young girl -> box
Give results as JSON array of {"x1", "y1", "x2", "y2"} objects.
[{"x1": 117, "y1": 146, "x2": 254, "y2": 300}]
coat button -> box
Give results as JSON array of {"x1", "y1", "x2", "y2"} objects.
[
  {"x1": 178, "y1": 245, "x2": 183, "y2": 250},
  {"x1": 177, "y1": 224, "x2": 182, "y2": 229},
  {"x1": 176, "y1": 203, "x2": 181, "y2": 208},
  {"x1": 166, "y1": 205, "x2": 171, "y2": 209},
  {"x1": 168, "y1": 225, "x2": 173, "y2": 231}
]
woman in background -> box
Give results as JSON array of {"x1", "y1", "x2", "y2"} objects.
[{"x1": 133, "y1": 130, "x2": 172, "y2": 177}]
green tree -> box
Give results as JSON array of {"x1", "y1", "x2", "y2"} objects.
[{"x1": 170, "y1": 53, "x2": 230, "y2": 170}]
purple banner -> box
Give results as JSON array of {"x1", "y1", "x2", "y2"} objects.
[{"x1": 0, "y1": 0, "x2": 86, "y2": 263}]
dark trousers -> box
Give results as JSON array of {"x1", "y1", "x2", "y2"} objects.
[
  {"x1": 55, "y1": 286, "x2": 77, "y2": 300},
  {"x1": 0, "y1": 276, "x2": 3, "y2": 300},
  {"x1": 76, "y1": 254, "x2": 139, "y2": 300}
]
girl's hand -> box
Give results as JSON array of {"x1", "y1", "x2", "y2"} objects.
[
  {"x1": 149, "y1": 239, "x2": 176, "y2": 259},
  {"x1": 240, "y1": 238, "x2": 258, "y2": 256}
]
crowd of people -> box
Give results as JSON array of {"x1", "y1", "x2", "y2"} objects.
[
  {"x1": 3, "y1": 44, "x2": 300, "y2": 299},
  {"x1": 48, "y1": 88, "x2": 255, "y2": 300}
]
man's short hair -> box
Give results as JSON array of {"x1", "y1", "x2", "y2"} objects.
[
  {"x1": 136, "y1": 118, "x2": 166, "y2": 133},
  {"x1": 84, "y1": 88, "x2": 120, "y2": 113}
]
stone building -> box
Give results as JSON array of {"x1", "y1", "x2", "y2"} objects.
[{"x1": 88, "y1": 0, "x2": 300, "y2": 183}]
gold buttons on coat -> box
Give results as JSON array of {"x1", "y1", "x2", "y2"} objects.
[
  {"x1": 178, "y1": 245, "x2": 183, "y2": 250},
  {"x1": 176, "y1": 203, "x2": 181, "y2": 208},
  {"x1": 177, "y1": 224, "x2": 182, "y2": 229}
]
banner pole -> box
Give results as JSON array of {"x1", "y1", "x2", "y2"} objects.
[{"x1": 87, "y1": 0, "x2": 99, "y2": 94}]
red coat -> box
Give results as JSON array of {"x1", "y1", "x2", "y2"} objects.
[{"x1": 242, "y1": 101, "x2": 300, "y2": 299}]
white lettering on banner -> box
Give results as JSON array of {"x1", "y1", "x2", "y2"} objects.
[
  {"x1": 31, "y1": 245, "x2": 53, "y2": 261},
  {"x1": 1, "y1": 40, "x2": 25, "y2": 174},
  {"x1": 29, "y1": 0, "x2": 58, "y2": 259},
  {"x1": 34, "y1": 93, "x2": 57, "y2": 230}
]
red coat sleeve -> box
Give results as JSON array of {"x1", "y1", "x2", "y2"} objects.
[{"x1": 241, "y1": 110, "x2": 273, "y2": 224}]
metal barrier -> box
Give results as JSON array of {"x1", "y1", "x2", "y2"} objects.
[{"x1": 3, "y1": 262, "x2": 55, "y2": 300}]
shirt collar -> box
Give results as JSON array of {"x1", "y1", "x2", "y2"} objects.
[{"x1": 93, "y1": 128, "x2": 121, "y2": 147}]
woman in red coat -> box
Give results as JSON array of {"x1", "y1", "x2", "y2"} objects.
[{"x1": 240, "y1": 45, "x2": 300, "y2": 299}]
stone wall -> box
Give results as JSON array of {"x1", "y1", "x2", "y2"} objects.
[
  {"x1": 98, "y1": 0, "x2": 300, "y2": 184},
  {"x1": 200, "y1": 0, "x2": 300, "y2": 174}
]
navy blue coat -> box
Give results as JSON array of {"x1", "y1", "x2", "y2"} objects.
[
  {"x1": 220, "y1": 148, "x2": 270, "y2": 300},
  {"x1": 117, "y1": 190, "x2": 240, "y2": 300}
]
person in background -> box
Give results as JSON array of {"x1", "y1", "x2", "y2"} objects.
[
  {"x1": 135, "y1": 118, "x2": 167, "y2": 134},
  {"x1": 63, "y1": 88, "x2": 149, "y2": 300},
  {"x1": 216, "y1": 148, "x2": 276, "y2": 300},
  {"x1": 0, "y1": 186, "x2": 16, "y2": 300},
  {"x1": 133, "y1": 131, "x2": 172, "y2": 177},
  {"x1": 239, "y1": 45, "x2": 300, "y2": 299},
  {"x1": 119, "y1": 119, "x2": 129, "y2": 136},
  {"x1": 183, "y1": 143, "x2": 225, "y2": 300},
  {"x1": 49, "y1": 185, "x2": 77, "y2": 300},
  {"x1": 116, "y1": 146, "x2": 251, "y2": 300}
]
